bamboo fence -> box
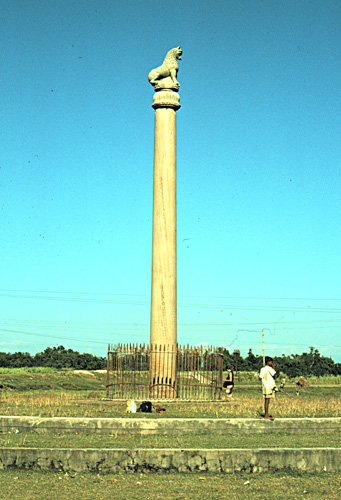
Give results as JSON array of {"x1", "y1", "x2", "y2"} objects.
[{"x1": 106, "y1": 343, "x2": 224, "y2": 400}]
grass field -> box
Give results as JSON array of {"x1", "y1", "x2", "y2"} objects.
[
  {"x1": 0, "y1": 431, "x2": 339, "y2": 449},
  {"x1": 0, "y1": 469, "x2": 340, "y2": 500},
  {"x1": 1, "y1": 388, "x2": 340, "y2": 419},
  {"x1": 0, "y1": 371, "x2": 340, "y2": 418},
  {"x1": 0, "y1": 371, "x2": 340, "y2": 498}
]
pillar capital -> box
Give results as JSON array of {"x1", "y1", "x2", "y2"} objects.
[{"x1": 152, "y1": 90, "x2": 181, "y2": 111}]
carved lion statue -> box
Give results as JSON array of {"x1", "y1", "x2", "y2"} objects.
[{"x1": 148, "y1": 46, "x2": 183, "y2": 89}]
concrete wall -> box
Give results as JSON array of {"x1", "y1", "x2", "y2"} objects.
[
  {"x1": 0, "y1": 447, "x2": 340, "y2": 473},
  {"x1": 1, "y1": 416, "x2": 340, "y2": 435}
]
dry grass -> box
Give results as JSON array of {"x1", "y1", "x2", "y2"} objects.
[
  {"x1": 0, "y1": 386, "x2": 340, "y2": 419},
  {"x1": 0, "y1": 371, "x2": 340, "y2": 418}
]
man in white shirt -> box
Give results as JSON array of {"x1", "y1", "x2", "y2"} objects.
[{"x1": 259, "y1": 356, "x2": 277, "y2": 420}]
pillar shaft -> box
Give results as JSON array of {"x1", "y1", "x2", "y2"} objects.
[
  {"x1": 150, "y1": 107, "x2": 177, "y2": 345},
  {"x1": 150, "y1": 90, "x2": 180, "y2": 398}
]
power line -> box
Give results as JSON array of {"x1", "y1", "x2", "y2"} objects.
[
  {"x1": 1, "y1": 328, "x2": 340, "y2": 350},
  {"x1": 0, "y1": 293, "x2": 148, "y2": 306},
  {"x1": 0, "y1": 289, "x2": 147, "y2": 297},
  {"x1": 1, "y1": 289, "x2": 341, "y2": 301},
  {"x1": 181, "y1": 304, "x2": 341, "y2": 313},
  {"x1": 183, "y1": 295, "x2": 341, "y2": 301},
  {"x1": 2, "y1": 292, "x2": 341, "y2": 313},
  {"x1": 3, "y1": 318, "x2": 341, "y2": 329},
  {"x1": 0, "y1": 329, "x2": 109, "y2": 345}
]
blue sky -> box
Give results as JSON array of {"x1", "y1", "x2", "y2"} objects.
[{"x1": 1, "y1": 0, "x2": 340, "y2": 361}]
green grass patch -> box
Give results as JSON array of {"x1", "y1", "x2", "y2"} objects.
[
  {"x1": 0, "y1": 469, "x2": 340, "y2": 500},
  {"x1": 230, "y1": 372, "x2": 341, "y2": 385},
  {"x1": 0, "y1": 367, "x2": 69, "y2": 374},
  {"x1": 303, "y1": 374, "x2": 341, "y2": 385},
  {"x1": 0, "y1": 431, "x2": 340, "y2": 450},
  {"x1": 1, "y1": 371, "x2": 340, "y2": 394},
  {"x1": 0, "y1": 372, "x2": 106, "y2": 392}
]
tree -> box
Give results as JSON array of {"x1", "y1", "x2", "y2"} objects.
[{"x1": 244, "y1": 349, "x2": 261, "y2": 371}]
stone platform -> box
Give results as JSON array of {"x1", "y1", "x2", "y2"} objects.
[
  {"x1": 0, "y1": 416, "x2": 340, "y2": 435},
  {"x1": 0, "y1": 447, "x2": 340, "y2": 473},
  {"x1": 1, "y1": 417, "x2": 339, "y2": 473}
]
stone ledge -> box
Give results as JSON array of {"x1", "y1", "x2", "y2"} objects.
[
  {"x1": 0, "y1": 416, "x2": 340, "y2": 435},
  {"x1": 0, "y1": 447, "x2": 340, "y2": 473}
]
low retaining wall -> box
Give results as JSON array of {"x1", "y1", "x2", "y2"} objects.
[
  {"x1": 1, "y1": 416, "x2": 340, "y2": 435},
  {"x1": 0, "y1": 447, "x2": 340, "y2": 473}
]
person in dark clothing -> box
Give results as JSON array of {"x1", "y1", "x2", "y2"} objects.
[{"x1": 223, "y1": 366, "x2": 234, "y2": 400}]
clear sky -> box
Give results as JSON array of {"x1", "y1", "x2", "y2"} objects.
[{"x1": 1, "y1": 0, "x2": 340, "y2": 362}]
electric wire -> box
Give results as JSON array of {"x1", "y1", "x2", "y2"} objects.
[
  {"x1": 1, "y1": 289, "x2": 340, "y2": 355},
  {"x1": 1, "y1": 290, "x2": 341, "y2": 313},
  {"x1": 1, "y1": 328, "x2": 340, "y2": 351},
  {"x1": 1, "y1": 289, "x2": 341, "y2": 301}
]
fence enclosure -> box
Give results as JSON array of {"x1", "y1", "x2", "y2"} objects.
[{"x1": 106, "y1": 344, "x2": 224, "y2": 400}]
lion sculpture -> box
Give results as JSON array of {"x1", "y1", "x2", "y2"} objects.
[{"x1": 148, "y1": 47, "x2": 183, "y2": 90}]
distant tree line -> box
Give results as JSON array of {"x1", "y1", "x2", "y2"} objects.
[
  {"x1": 0, "y1": 346, "x2": 106, "y2": 370},
  {"x1": 0, "y1": 345, "x2": 340, "y2": 377},
  {"x1": 217, "y1": 346, "x2": 341, "y2": 378}
]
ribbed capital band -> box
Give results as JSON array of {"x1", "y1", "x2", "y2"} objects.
[{"x1": 152, "y1": 90, "x2": 181, "y2": 110}]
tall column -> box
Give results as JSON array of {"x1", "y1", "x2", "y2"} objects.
[{"x1": 148, "y1": 47, "x2": 182, "y2": 398}]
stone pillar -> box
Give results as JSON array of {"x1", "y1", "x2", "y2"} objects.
[
  {"x1": 149, "y1": 90, "x2": 180, "y2": 398},
  {"x1": 148, "y1": 47, "x2": 182, "y2": 399}
]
